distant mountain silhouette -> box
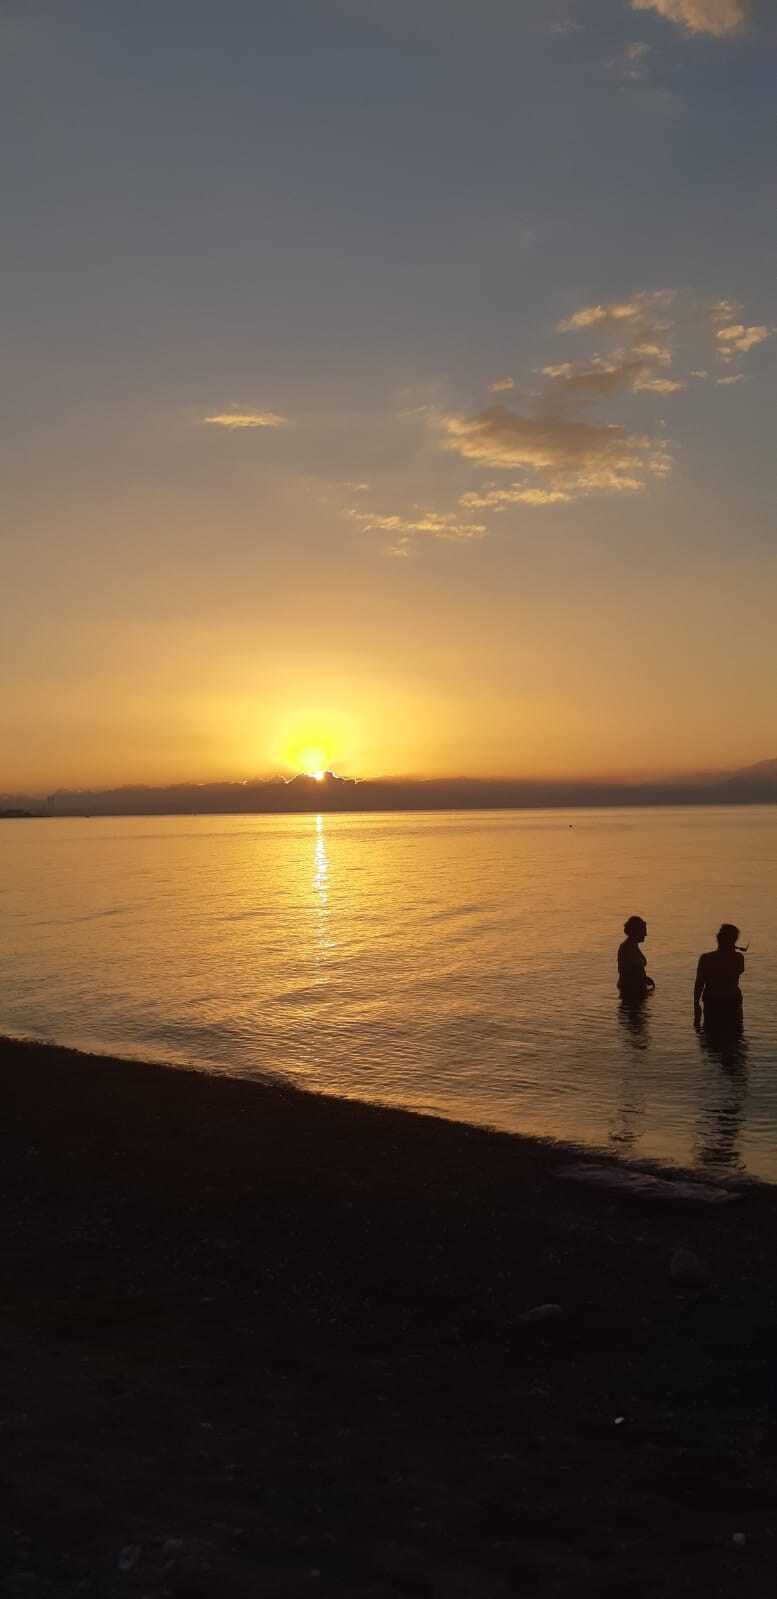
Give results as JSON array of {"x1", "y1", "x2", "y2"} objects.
[
  {"x1": 7, "y1": 757, "x2": 777, "y2": 816},
  {"x1": 713, "y1": 758, "x2": 777, "y2": 802}
]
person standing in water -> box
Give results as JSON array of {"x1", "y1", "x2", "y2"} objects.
[
  {"x1": 694, "y1": 924, "x2": 745, "y2": 1033},
  {"x1": 617, "y1": 916, "x2": 655, "y2": 1000}
]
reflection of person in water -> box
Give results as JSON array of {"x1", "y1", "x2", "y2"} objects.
[
  {"x1": 695, "y1": 1025, "x2": 749, "y2": 1170},
  {"x1": 694, "y1": 923, "x2": 745, "y2": 1034},
  {"x1": 617, "y1": 916, "x2": 655, "y2": 1001}
]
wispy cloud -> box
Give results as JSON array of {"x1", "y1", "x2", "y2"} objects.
[
  {"x1": 611, "y1": 39, "x2": 655, "y2": 79},
  {"x1": 203, "y1": 411, "x2": 290, "y2": 429},
  {"x1": 716, "y1": 372, "x2": 749, "y2": 385},
  {"x1": 348, "y1": 507, "x2": 487, "y2": 552},
  {"x1": 633, "y1": 376, "x2": 686, "y2": 392},
  {"x1": 708, "y1": 298, "x2": 742, "y2": 323},
  {"x1": 630, "y1": 0, "x2": 751, "y2": 37},
  {"x1": 460, "y1": 485, "x2": 574, "y2": 509},
  {"x1": 538, "y1": 352, "x2": 683, "y2": 403},
  {"x1": 439, "y1": 285, "x2": 757, "y2": 508},
  {"x1": 557, "y1": 290, "x2": 674, "y2": 334},
  {"x1": 347, "y1": 285, "x2": 768, "y2": 550},
  {"x1": 443, "y1": 407, "x2": 670, "y2": 497}
]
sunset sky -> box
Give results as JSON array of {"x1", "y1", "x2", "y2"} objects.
[{"x1": 2, "y1": 0, "x2": 775, "y2": 791}]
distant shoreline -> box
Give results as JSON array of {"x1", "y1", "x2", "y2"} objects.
[
  {"x1": 6, "y1": 759, "x2": 777, "y2": 817},
  {"x1": 6, "y1": 794, "x2": 777, "y2": 820}
]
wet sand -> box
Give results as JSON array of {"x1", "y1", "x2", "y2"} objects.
[{"x1": 2, "y1": 1036, "x2": 777, "y2": 1597}]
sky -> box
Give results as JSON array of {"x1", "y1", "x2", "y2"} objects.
[{"x1": 2, "y1": 0, "x2": 775, "y2": 791}]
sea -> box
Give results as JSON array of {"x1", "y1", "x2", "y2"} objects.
[{"x1": 1, "y1": 807, "x2": 776, "y2": 1181}]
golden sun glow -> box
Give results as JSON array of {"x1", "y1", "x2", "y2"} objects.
[
  {"x1": 273, "y1": 711, "x2": 357, "y2": 780},
  {"x1": 292, "y1": 744, "x2": 328, "y2": 778}
]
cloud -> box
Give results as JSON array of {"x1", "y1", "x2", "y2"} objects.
[
  {"x1": 539, "y1": 353, "x2": 684, "y2": 404},
  {"x1": 387, "y1": 284, "x2": 767, "y2": 539},
  {"x1": 632, "y1": 376, "x2": 686, "y2": 392},
  {"x1": 715, "y1": 323, "x2": 772, "y2": 356},
  {"x1": 630, "y1": 0, "x2": 751, "y2": 37},
  {"x1": 539, "y1": 356, "x2": 650, "y2": 403},
  {"x1": 632, "y1": 341, "x2": 673, "y2": 365},
  {"x1": 443, "y1": 406, "x2": 670, "y2": 496},
  {"x1": 348, "y1": 508, "x2": 487, "y2": 544},
  {"x1": 708, "y1": 298, "x2": 742, "y2": 323},
  {"x1": 460, "y1": 486, "x2": 574, "y2": 509},
  {"x1": 203, "y1": 411, "x2": 289, "y2": 429},
  {"x1": 716, "y1": 373, "x2": 749, "y2": 385},
  {"x1": 441, "y1": 287, "x2": 686, "y2": 505},
  {"x1": 557, "y1": 290, "x2": 673, "y2": 333},
  {"x1": 611, "y1": 39, "x2": 655, "y2": 79}
]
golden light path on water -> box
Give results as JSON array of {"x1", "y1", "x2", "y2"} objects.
[{"x1": 1, "y1": 807, "x2": 777, "y2": 1180}]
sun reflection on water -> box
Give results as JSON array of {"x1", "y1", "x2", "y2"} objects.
[
  {"x1": 312, "y1": 814, "x2": 333, "y2": 968},
  {"x1": 3, "y1": 809, "x2": 777, "y2": 1180},
  {"x1": 314, "y1": 813, "x2": 328, "y2": 903}
]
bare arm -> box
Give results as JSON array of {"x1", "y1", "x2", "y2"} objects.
[{"x1": 693, "y1": 959, "x2": 705, "y2": 1027}]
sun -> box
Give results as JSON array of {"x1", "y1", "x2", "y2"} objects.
[
  {"x1": 271, "y1": 711, "x2": 356, "y2": 781},
  {"x1": 290, "y1": 742, "x2": 330, "y2": 779}
]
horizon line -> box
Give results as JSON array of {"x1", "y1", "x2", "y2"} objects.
[{"x1": 5, "y1": 759, "x2": 777, "y2": 808}]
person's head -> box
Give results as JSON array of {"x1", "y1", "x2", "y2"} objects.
[
  {"x1": 716, "y1": 923, "x2": 740, "y2": 950},
  {"x1": 624, "y1": 915, "x2": 647, "y2": 942}
]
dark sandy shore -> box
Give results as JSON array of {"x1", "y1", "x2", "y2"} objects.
[{"x1": 2, "y1": 1038, "x2": 777, "y2": 1598}]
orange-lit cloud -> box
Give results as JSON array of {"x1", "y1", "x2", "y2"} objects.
[
  {"x1": 630, "y1": 0, "x2": 750, "y2": 35},
  {"x1": 633, "y1": 376, "x2": 686, "y2": 392},
  {"x1": 348, "y1": 507, "x2": 487, "y2": 548},
  {"x1": 443, "y1": 291, "x2": 679, "y2": 502},
  {"x1": 715, "y1": 323, "x2": 772, "y2": 357},
  {"x1": 539, "y1": 356, "x2": 651, "y2": 402},
  {"x1": 708, "y1": 298, "x2": 742, "y2": 323},
  {"x1": 557, "y1": 290, "x2": 674, "y2": 333},
  {"x1": 443, "y1": 407, "x2": 669, "y2": 496},
  {"x1": 460, "y1": 485, "x2": 574, "y2": 509},
  {"x1": 539, "y1": 353, "x2": 684, "y2": 403},
  {"x1": 345, "y1": 287, "x2": 768, "y2": 546},
  {"x1": 204, "y1": 410, "x2": 289, "y2": 429},
  {"x1": 716, "y1": 373, "x2": 749, "y2": 385}
]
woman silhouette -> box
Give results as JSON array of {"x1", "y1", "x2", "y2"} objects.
[
  {"x1": 617, "y1": 916, "x2": 655, "y2": 1001},
  {"x1": 694, "y1": 924, "x2": 745, "y2": 1033}
]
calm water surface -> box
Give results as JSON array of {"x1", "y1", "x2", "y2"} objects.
[{"x1": 1, "y1": 808, "x2": 776, "y2": 1180}]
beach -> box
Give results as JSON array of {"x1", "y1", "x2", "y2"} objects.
[{"x1": 2, "y1": 1038, "x2": 777, "y2": 1597}]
